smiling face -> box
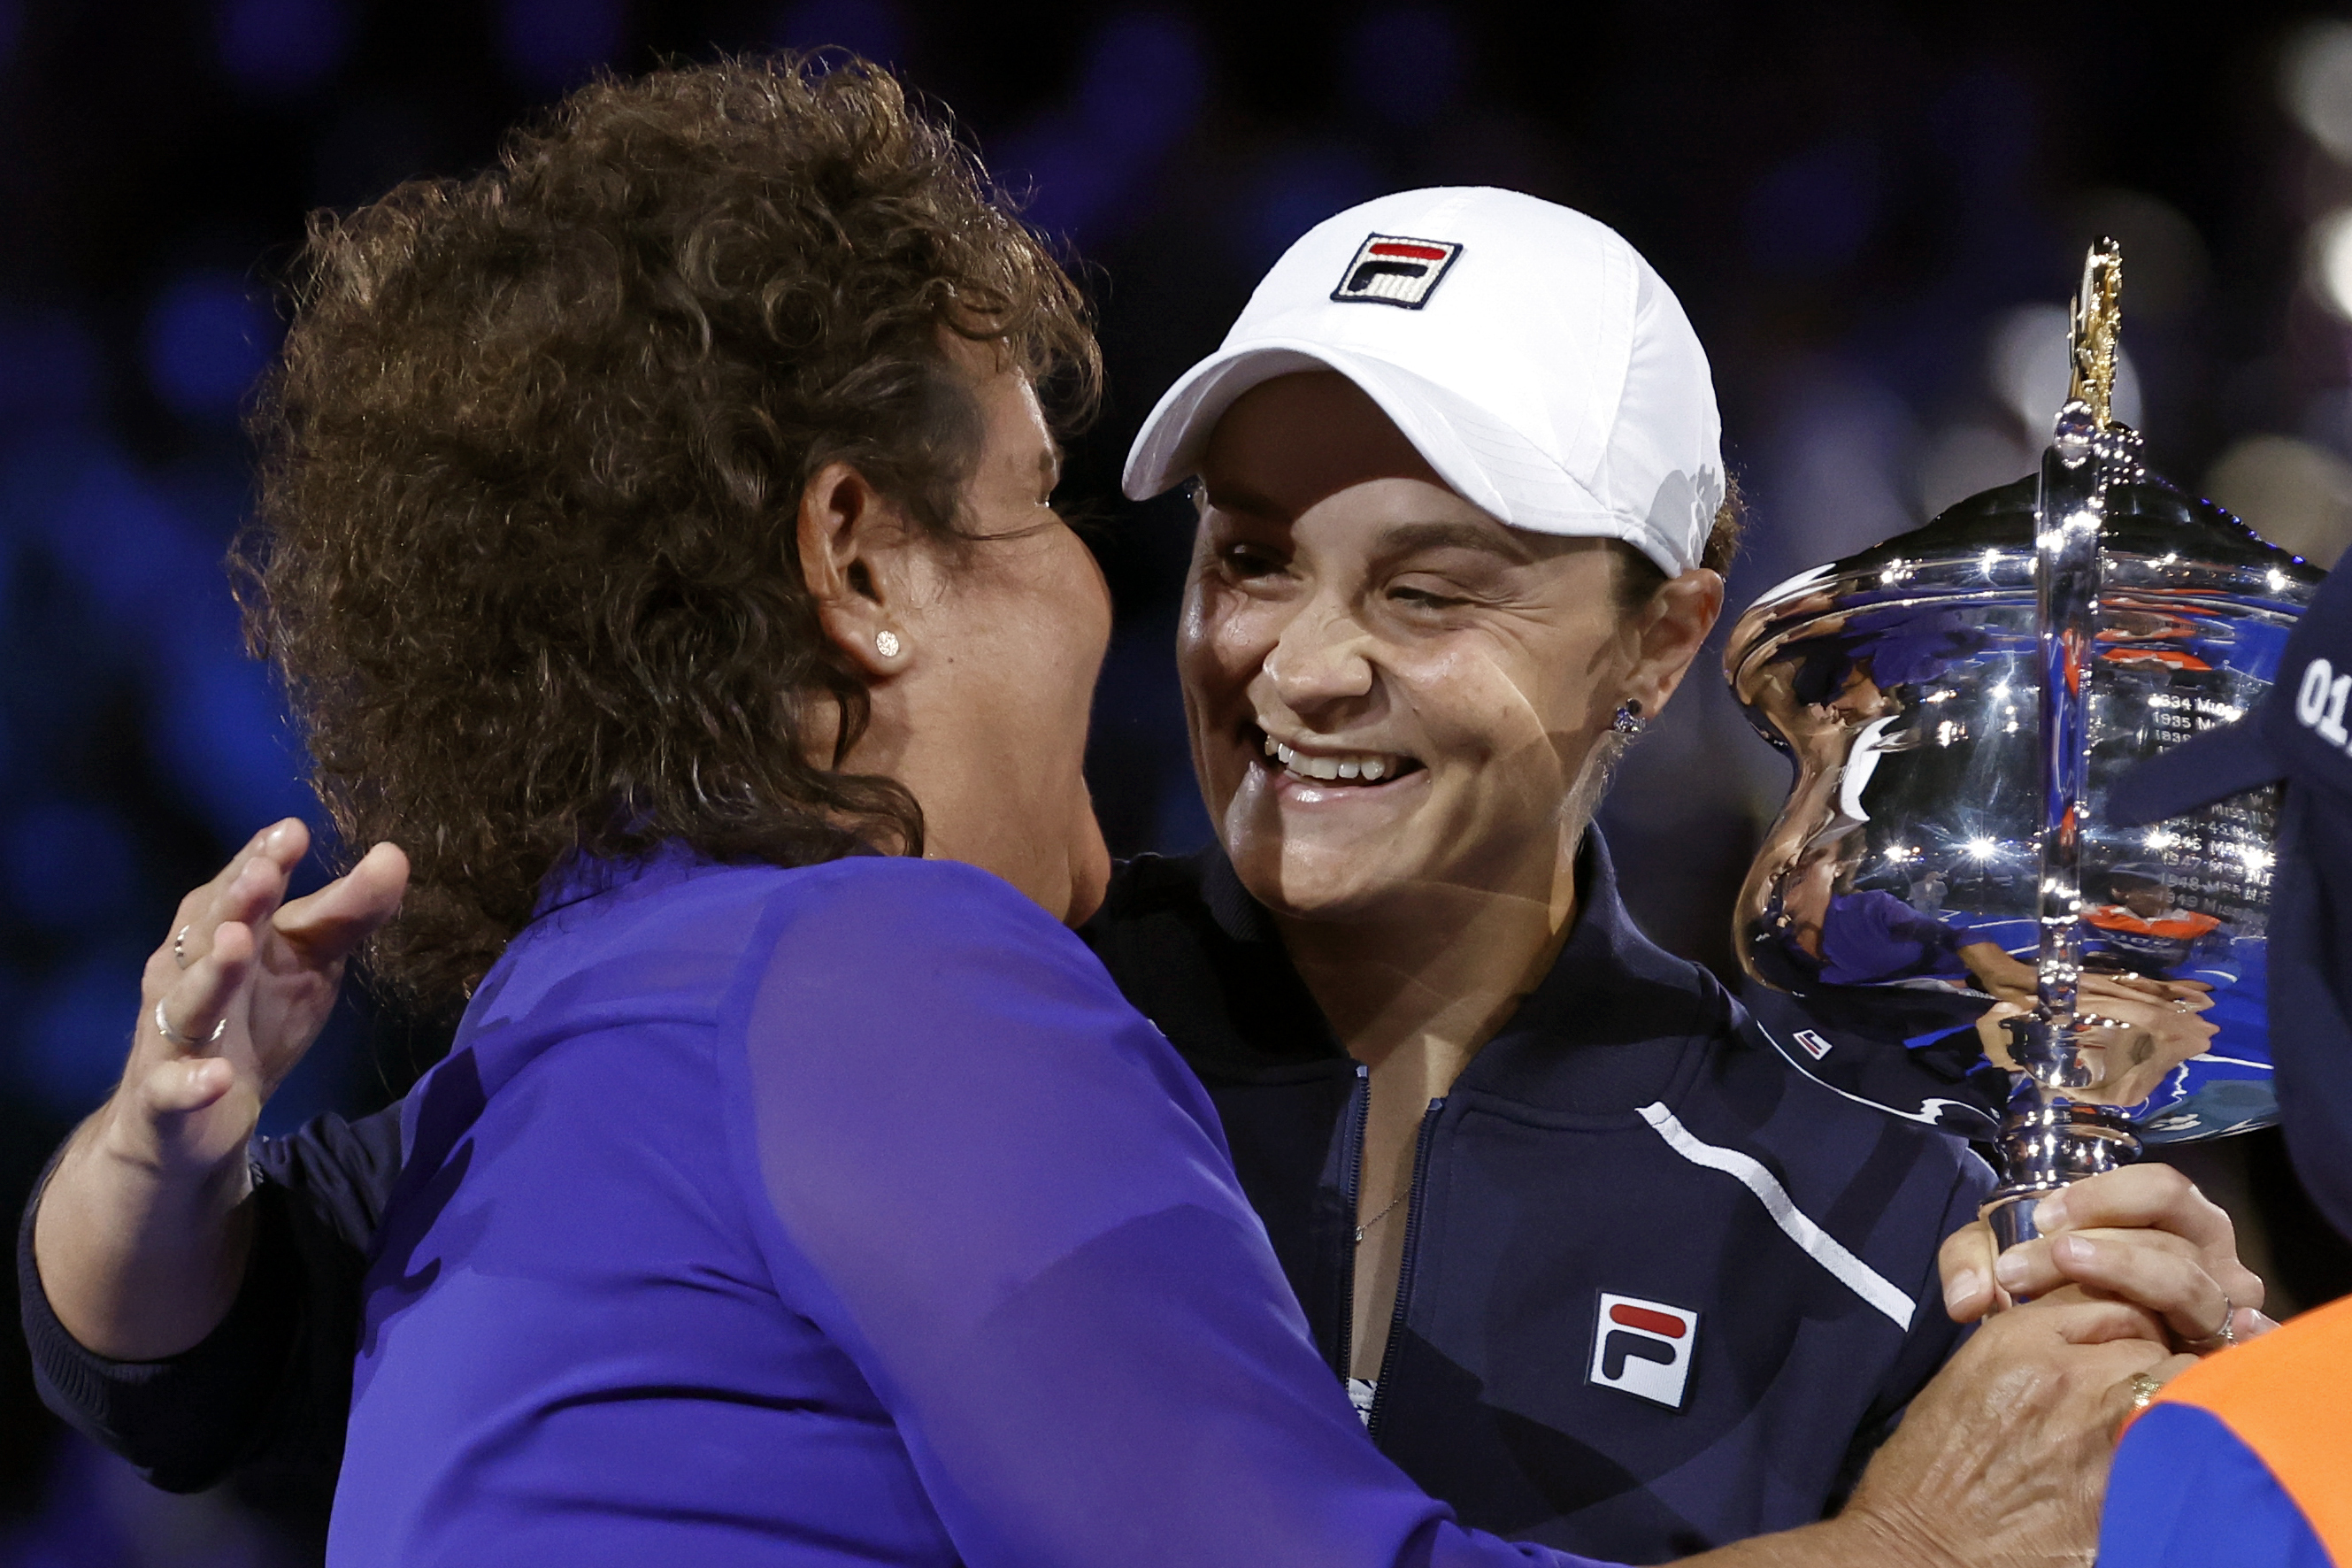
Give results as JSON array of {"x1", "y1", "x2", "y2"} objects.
[{"x1": 1180, "y1": 372, "x2": 1691, "y2": 926}]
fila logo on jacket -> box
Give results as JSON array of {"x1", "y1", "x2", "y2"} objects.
[{"x1": 1587, "y1": 1292, "x2": 1700, "y2": 1410}]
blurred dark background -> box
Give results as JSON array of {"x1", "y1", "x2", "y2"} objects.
[{"x1": 8, "y1": 0, "x2": 2352, "y2": 1559}]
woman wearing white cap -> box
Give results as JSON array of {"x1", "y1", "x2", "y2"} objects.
[{"x1": 1103, "y1": 185, "x2": 2266, "y2": 1554}]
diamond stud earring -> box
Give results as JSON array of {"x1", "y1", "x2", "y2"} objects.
[
  {"x1": 1611, "y1": 699, "x2": 1646, "y2": 734},
  {"x1": 875, "y1": 630, "x2": 901, "y2": 658}
]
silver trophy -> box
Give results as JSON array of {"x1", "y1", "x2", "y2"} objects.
[{"x1": 1725, "y1": 239, "x2": 2324, "y2": 1248}]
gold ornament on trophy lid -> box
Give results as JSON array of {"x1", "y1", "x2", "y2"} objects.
[{"x1": 2070, "y1": 237, "x2": 2125, "y2": 433}]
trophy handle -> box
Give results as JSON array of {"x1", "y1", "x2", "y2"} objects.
[{"x1": 1979, "y1": 240, "x2": 2149, "y2": 1250}]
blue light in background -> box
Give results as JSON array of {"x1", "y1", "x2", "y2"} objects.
[
  {"x1": 0, "y1": 0, "x2": 21, "y2": 74},
  {"x1": 1076, "y1": 12, "x2": 1206, "y2": 162},
  {"x1": 1744, "y1": 139, "x2": 1884, "y2": 279},
  {"x1": 143, "y1": 272, "x2": 277, "y2": 422},
  {"x1": 500, "y1": 0, "x2": 625, "y2": 96},
  {"x1": 156, "y1": 642, "x2": 315, "y2": 845},
  {"x1": 0, "y1": 311, "x2": 100, "y2": 429},
  {"x1": 30, "y1": 441, "x2": 214, "y2": 623},
  {"x1": 1002, "y1": 12, "x2": 1205, "y2": 245},
  {"x1": 1241, "y1": 144, "x2": 1381, "y2": 272},
  {"x1": 256, "y1": 1008, "x2": 356, "y2": 1136},
  {"x1": 19, "y1": 947, "x2": 143, "y2": 1118},
  {"x1": 0, "y1": 434, "x2": 309, "y2": 841},
  {"x1": 772, "y1": 0, "x2": 903, "y2": 65},
  {"x1": 1342, "y1": 7, "x2": 1464, "y2": 127},
  {"x1": 1003, "y1": 132, "x2": 1119, "y2": 248},
  {"x1": 216, "y1": 0, "x2": 353, "y2": 96},
  {"x1": 4, "y1": 803, "x2": 138, "y2": 933}
]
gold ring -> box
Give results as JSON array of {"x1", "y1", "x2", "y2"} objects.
[{"x1": 2127, "y1": 1372, "x2": 2164, "y2": 1410}]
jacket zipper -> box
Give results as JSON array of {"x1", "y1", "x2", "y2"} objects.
[
  {"x1": 1334, "y1": 1062, "x2": 1371, "y2": 1379},
  {"x1": 1366, "y1": 1097, "x2": 1444, "y2": 1442}
]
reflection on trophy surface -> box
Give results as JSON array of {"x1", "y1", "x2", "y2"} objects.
[{"x1": 1726, "y1": 239, "x2": 2325, "y2": 1243}]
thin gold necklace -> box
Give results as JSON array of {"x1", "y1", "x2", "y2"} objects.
[{"x1": 1355, "y1": 1193, "x2": 1406, "y2": 1244}]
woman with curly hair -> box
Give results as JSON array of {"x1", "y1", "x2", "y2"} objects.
[{"x1": 27, "y1": 55, "x2": 2174, "y2": 1568}]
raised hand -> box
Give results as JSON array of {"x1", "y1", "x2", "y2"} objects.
[
  {"x1": 122, "y1": 819, "x2": 408, "y2": 1180},
  {"x1": 33, "y1": 820, "x2": 406, "y2": 1360}
]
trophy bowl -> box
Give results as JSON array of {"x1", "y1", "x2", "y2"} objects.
[{"x1": 1725, "y1": 473, "x2": 2322, "y2": 1152}]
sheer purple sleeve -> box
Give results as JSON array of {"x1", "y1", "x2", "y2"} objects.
[{"x1": 716, "y1": 857, "x2": 1618, "y2": 1568}]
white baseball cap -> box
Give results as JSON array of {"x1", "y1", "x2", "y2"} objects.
[{"x1": 1121, "y1": 187, "x2": 1725, "y2": 576}]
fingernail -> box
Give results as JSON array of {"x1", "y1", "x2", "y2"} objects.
[
  {"x1": 265, "y1": 820, "x2": 296, "y2": 849},
  {"x1": 2034, "y1": 1192, "x2": 2068, "y2": 1231},
  {"x1": 1995, "y1": 1249, "x2": 2032, "y2": 1289},
  {"x1": 1944, "y1": 1269, "x2": 1985, "y2": 1314}
]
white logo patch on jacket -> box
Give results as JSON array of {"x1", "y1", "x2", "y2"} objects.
[{"x1": 1588, "y1": 1292, "x2": 1698, "y2": 1410}]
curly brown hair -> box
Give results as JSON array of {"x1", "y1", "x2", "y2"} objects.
[{"x1": 238, "y1": 55, "x2": 1100, "y2": 1016}]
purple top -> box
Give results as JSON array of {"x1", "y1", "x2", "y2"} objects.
[
  {"x1": 329, "y1": 849, "x2": 1611, "y2": 1567},
  {"x1": 1816, "y1": 890, "x2": 1964, "y2": 988}
]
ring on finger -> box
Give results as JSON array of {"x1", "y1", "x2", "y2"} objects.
[
  {"x1": 154, "y1": 998, "x2": 227, "y2": 1049},
  {"x1": 2126, "y1": 1372, "x2": 2164, "y2": 1410},
  {"x1": 2180, "y1": 1294, "x2": 2238, "y2": 1352}
]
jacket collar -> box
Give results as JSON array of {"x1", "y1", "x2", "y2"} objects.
[{"x1": 1178, "y1": 829, "x2": 1728, "y2": 1113}]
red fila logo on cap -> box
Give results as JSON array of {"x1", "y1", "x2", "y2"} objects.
[
  {"x1": 1588, "y1": 1292, "x2": 1698, "y2": 1409},
  {"x1": 1333, "y1": 234, "x2": 1463, "y2": 309}
]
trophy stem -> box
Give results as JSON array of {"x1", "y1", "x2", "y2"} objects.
[
  {"x1": 1981, "y1": 239, "x2": 2148, "y2": 1249},
  {"x1": 2028, "y1": 434, "x2": 2100, "y2": 1039},
  {"x1": 1983, "y1": 1028, "x2": 2142, "y2": 1249}
]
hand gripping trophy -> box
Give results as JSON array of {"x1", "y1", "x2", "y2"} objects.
[{"x1": 1726, "y1": 239, "x2": 2324, "y2": 1247}]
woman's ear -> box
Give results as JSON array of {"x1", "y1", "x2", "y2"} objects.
[
  {"x1": 1626, "y1": 566, "x2": 1726, "y2": 715},
  {"x1": 797, "y1": 460, "x2": 915, "y2": 680}
]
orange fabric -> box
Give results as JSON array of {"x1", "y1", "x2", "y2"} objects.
[
  {"x1": 2100, "y1": 647, "x2": 2214, "y2": 671},
  {"x1": 2140, "y1": 1294, "x2": 2352, "y2": 1554},
  {"x1": 2083, "y1": 907, "x2": 2224, "y2": 939}
]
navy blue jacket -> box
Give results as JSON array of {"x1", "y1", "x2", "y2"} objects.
[{"x1": 20, "y1": 834, "x2": 1988, "y2": 1563}]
